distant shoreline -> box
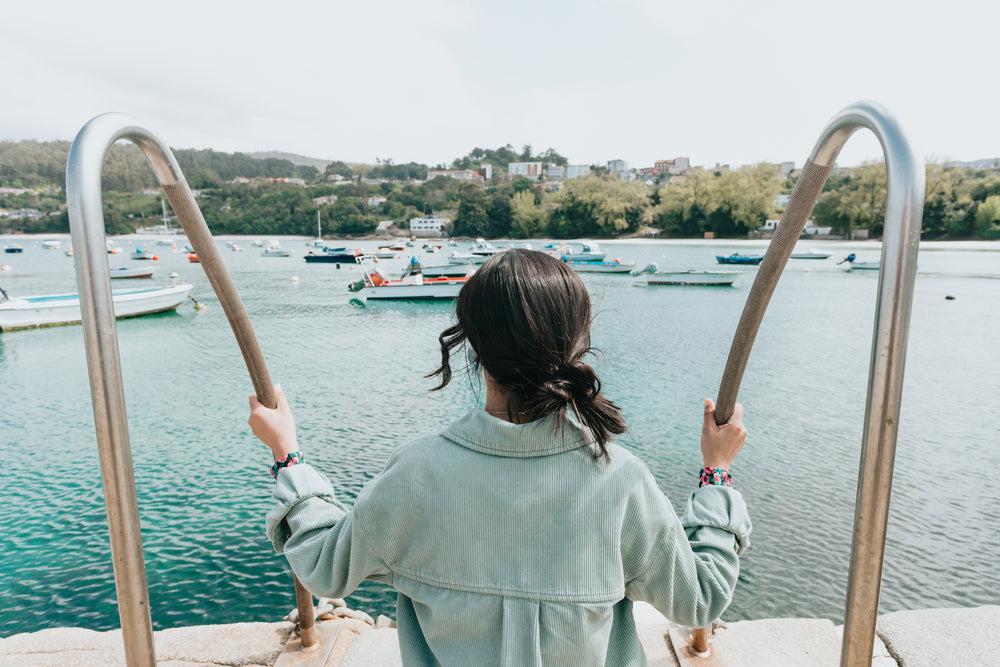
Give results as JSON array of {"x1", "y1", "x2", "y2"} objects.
[{"x1": 2, "y1": 232, "x2": 997, "y2": 252}]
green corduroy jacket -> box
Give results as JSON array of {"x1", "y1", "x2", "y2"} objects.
[{"x1": 267, "y1": 408, "x2": 751, "y2": 666}]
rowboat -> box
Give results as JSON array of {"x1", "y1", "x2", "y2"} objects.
[
  {"x1": 186, "y1": 253, "x2": 200, "y2": 263},
  {"x1": 110, "y1": 266, "x2": 154, "y2": 279},
  {"x1": 716, "y1": 253, "x2": 764, "y2": 265},
  {"x1": 564, "y1": 258, "x2": 636, "y2": 273},
  {"x1": 790, "y1": 249, "x2": 831, "y2": 260},
  {"x1": 0, "y1": 284, "x2": 193, "y2": 331},
  {"x1": 632, "y1": 263, "x2": 738, "y2": 286},
  {"x1": 348, "y1": 255, "x2": 468, "y2": 300},
  {"x1": 4, "y1": 244, "x2": 24, "y2": 254}
]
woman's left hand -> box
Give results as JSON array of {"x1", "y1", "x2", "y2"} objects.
[{"x1": 248, "y1": 384, "x2": 299, "y2": 459}]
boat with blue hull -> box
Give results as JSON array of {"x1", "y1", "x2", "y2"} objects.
[{"x1": 716, "y1": 253, "x2": 764, "y2": 265}]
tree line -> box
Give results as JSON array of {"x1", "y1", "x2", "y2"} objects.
[{"x1": 3, "y1": 138, "x2": 1000, "y2": 239}]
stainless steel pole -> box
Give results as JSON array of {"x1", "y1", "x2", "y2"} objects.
[
  {"x1": 67, "y1": 113, "x2": 318, "y2": 664},
  {"x1": 710, "y1": 101, "x2": 924, "y2": 666}
]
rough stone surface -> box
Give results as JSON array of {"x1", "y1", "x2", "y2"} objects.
[
  {"x1": 338, "y1": 628, "x2": 401, "y2": 667},
  {"x1": 0, "y1": 622, "x2": 292, "y2": 666},
  {"x1": 633, "y1": 602, "x2": 680, "y2": 667},
  {"x1": 711, "y1": 618, "x2": 844, "y2": 667},
  {"x1": 876, "y1": 605, "x2": 1000, "y2": 666}
]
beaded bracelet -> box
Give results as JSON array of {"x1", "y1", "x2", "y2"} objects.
[
  {"x1": 699, "y1": 466, "x2": 732, "y2": 488},
  {"x1": 270, "y1": 451, "x2": 305, "y2": 479}
]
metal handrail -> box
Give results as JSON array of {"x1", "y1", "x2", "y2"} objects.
[
  {"x1": 66, "y1": 113, "x2": 317, "y2": 666},
  {"x1": 709, "y1": 101, "x2": 924, "y2": 665}
]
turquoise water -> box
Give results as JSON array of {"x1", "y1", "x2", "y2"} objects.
[{"x1": 2, "y1": 237, "x2": 998, "y2": 635}]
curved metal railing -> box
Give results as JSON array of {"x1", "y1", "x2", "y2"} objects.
[
  {"x1": 706, "y1": 101, "x2": 924, "y2": 665},
  {"x1": 66, "y1": 113, "x2": 318, "y2": 666}
]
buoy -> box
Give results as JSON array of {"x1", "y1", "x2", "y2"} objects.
[
  {"x1": 0, "y1": 265, "x2": 11, "y2": 272},
  {"x1": 803, "y1": 267, "x2": 811, "y2": 272},
  {"x1": 152, "y1": 255, "x2": 159, "y2": 260},
  {"x1": 169, "y1": 272, "x2": 179, "y2": 279}
]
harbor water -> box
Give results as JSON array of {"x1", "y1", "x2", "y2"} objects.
[{"x1": 1, "y1": 237, "x2": 998, "y2": 635}]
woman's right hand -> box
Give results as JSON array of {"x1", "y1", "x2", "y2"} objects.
[{"x1": 701, "y1": 398, "x2": 747, "y2": 470}]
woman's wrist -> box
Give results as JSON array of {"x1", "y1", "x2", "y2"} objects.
[
  {"x1": 699, "y1": 466, "x2": 732, "y2": 488},
  {"x1": 270, "y1": 450, "x2": 305, "y2": 479}
]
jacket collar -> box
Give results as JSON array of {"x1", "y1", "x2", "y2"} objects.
[{"x1": 441, "y1": 408, "x2": 592, "y2": 458}]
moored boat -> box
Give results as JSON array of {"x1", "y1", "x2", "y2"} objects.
[
  {"x1": 304, "y1": 247, "x2": 362, "y2": 264},
  {"x1": 561, "y1": 242, "x2": 606, "y2": 262},
  {"x1": 419, "y1": 264, "x2": 477, "y2": 278},
  {"x1": 716, "y1": 253, "x2": 764, "y2": 265},
  {"x1": 110, "y1": 266, "x2": 155, "y2": 279},
  {"x1": 564, "y1": 258, "x2": 636, "y2": 273},
  {"x1": 632, "y1": 263, "x2": 738, "y2": 286},
  {"x1": 262, "y1": 241, "x2": 291, "y2": 257},
  {"x1": 4, "y1": 243, "x2": 24, "y2": 254},
  {"x1": 0, "y1": 283, "x2": 193, "y2": 331},
  {"x1": 348, "y1": 255, "x2": 469, "y2": 300},
  {"x1": 131, "y1": 246, "x2": 157, "y2": 260},
  {"x1": 42, "y1": 239, "x2": 61, "y2": 250},
  {"x1": 790, "y1": 249, "x2": 831, "y2": 260},
  {"x1": 186, "y1": 252, "x2": 200, "y2": 263}
]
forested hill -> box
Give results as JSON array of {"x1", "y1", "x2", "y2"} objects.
[{"x1": 0, "y1": 140, "x2": 319, "y2": 191}]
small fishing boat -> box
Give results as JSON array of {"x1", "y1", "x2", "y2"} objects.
[
  {"x1": 561, "y1": 242, "x2": 606, "y2": 262},
  {"x1": 110, "y1": 266, "x2": 155, "y2": 279},
  {"x1": 716, "y1": 253, "x2": 764, "y2": 265},
  {"x1": 348, "y1": 255, "x2": 469, "y2": 300},
  {"x1": 42, "y1": 239, "x2": 61, "y2": 250},
  {"x1": 564, "y1": 258, "x2": 636, "y2": 273},
  {"x1": 632, "y1": 263, "x2": 738, "y2": 286},
  {"x1": 790, "y1": 249, "x2": 831, "y2": 260},
  {"x1": 304, "y1": 247, "x2": 362, "y2": 264},
  {"x1": 231, "y1": 244, "x2": 244, "y2": 252},
  {"x1": 838, "y1": 253, "x2": 880, "y2": 270},
  {"x1": 0, "y1": 283, "x2": 194, "y2": 331},
  {"x1": 375, "y1": 247, "x2": 397, "y2": 259},
  {"x1": 155, "y1": 239, "x2": 176, "y2": 248},
  {"x1": 420, "y1": 264, "x2": 477, "y2": 278},
  {"x1": 131, "y1": 246, "x2": 157, "y2": 260},
  {"x1": 186, "y1": 252, "x2": 200, "y2": 263},
  {"x1": 250, "y1": 239, "x2": 265, "y2": 247},
  {"x1": 469, "y1": 239, "x2": 505, "y2": 260},
  {"x1": 4, "y1": 244, "x2": 24, "y2": 254},
  {"x1": 106, "y1": 240, "x2": 123, "y2": 254},
  {"x1": 447, "y1": 250, "x2": 481, "y2": 265},
  {"x1": 262, "y1": 241, "x2": 291, "y2": 257}
]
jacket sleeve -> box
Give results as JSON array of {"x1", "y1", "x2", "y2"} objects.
[
  {"x1": 266, "y1": 463, "x2": 391, "y2": 598},
  {"x1": 623, "y1": 469, "x2": 751, "y2": 628}
]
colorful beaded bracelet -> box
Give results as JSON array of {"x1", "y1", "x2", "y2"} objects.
[
  {"x1": 270, "y1": 451, "x2": 305, "y2": 479},
  {"x1": 699, "y1": 466, "x2": 732, "y2": 488}
]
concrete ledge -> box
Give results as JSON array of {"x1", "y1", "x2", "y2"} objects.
[
  {"x1": 876, "y1": 605, "x2": 1000, "y2": 666},
  {"x1": 0, "y1": 622, "x2": 293, "y2": 667}
]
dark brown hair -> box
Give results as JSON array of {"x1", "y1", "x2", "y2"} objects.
[{"x1": 428, "y1": 248, "x2": 626, "y2": 460}]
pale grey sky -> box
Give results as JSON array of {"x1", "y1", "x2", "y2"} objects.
[{"x1": 0, "y1": 0, "x2": 993, "y2": 170}]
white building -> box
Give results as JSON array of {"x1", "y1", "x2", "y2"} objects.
[
  {"x1": 409, "y1": 215, "x2": 451, "y2": 236},
  {"x1": 508, "y1": 162, "x2": 543, "y2": 180},
  {"x1": 547, "y1": 166, "x2": 566, "y2": 180},
  {"x1": 312, "y1": 195, "x2": 338, "y2": 206},
  {"x1": 427, "y1": 170, "x2": 484, "y2": 183},
  {"x1": 367, "y1": 196, "x2": 388, "y2": 208},
  {"x1": 566, "y1": 165, "x2": 591, "y2": 179},
  {"x1": 607, "y1": 159, "x2": 629, "y2": 175}
]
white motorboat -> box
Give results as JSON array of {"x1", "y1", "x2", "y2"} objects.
[
  {"x1": 838, "y1": 253, "x2": 880, "y2": 270},
  {"x1": 250, "y1": 239, "x2": 265, "y2": 247},
  {"x1": 110, "y1": 266, "x2": 155, "y2": 279},
  {"x1": 565, "y1": 258, "x2": 636, "y2": 273},
  {"x1": 375, "y1": 247, "x2": 397, "y2": 259},
  {"x1": 348, "y1": 255, "x2": 469, "y2": 300},
  {"x1": 106, "y1": 239, "x2": 123, "y2": 254},
  {"x1": 448, "y1": 250, "x2": 486, "y2": 265},
  {"x1": 131, "y1": 246, "x2": 157, "y2": 260},
  {"x1": 262, "y1": 241, "x2": 291, "y2": 257},
  {"x1": 0, "y1": 283, "x2": 193, "y2": 331},
  {"x1": 42, "y1": 239, "x2": 61, "y2": 250},
  {"x1": 562, "y1": 242, "x2": 606, "y2": 262},
  {"x1": 469, "y1": 238, "x2": 505, "y2": 260},
  {"x1": 631, "y1": 263, "x2": 738, "y2": 286}
]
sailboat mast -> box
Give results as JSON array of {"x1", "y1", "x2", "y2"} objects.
[
  {"x1": 162, "y1": 198, "x2": 170, "y2": 234},
  {"x1": 317, "y1": 210, "x2": 321, "y2": 239}
]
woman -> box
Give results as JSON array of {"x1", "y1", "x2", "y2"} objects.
[{"x1": 250, "y1": 249, "x2": 750, "y2": 666}]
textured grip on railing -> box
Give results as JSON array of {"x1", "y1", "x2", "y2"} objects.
[{"x1": 714, "y1": 158, "x2": 832, "y2": 425}]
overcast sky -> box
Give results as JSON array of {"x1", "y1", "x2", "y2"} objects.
[{"x1": 1, "y1": 0, "x2": 994, "y2": 171}]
